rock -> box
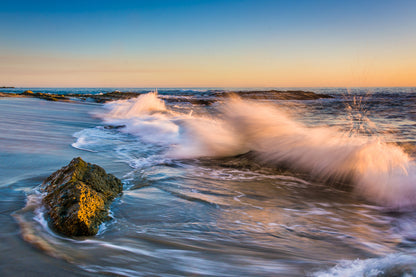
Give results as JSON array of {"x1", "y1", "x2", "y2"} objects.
[
  {"x1": 41, "y1": 157, "x2": 123, "y2": 237},
  {"x1": 214, "y1": 90, "x2": 333, "y2": 100},
  {"x1": 9, "y1": 89, "x2": 333, "y2": 103},
  {"x1": 0, "y1": 92, "x2": 20, "y2": 97},
  {"x1": 161, "y1": 97, "x2": 216, "y2": 105},
  {"x1": 68, "y1": 91, "x2": 142, "y2": 103},
  {"x1": 20, "y1": 90, "x2": 70, "y2": 101},
  {"x1": 104, "y1": 124, "x2": 126, "y2": 130}
]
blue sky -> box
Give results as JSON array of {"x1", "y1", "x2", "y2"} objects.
[{"x1": 1, "y1": 0, "x2": 415, "y2": 87}]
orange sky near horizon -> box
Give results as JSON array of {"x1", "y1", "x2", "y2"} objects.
[{"x1": 1, "y1": 50, "x2": 415, "y2": 88}]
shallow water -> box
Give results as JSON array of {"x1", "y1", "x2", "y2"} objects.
[{"x1": 1, "y1": 88, "x2": 416, "y2": 276}]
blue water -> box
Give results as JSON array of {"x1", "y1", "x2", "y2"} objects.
[{"x1": 1, "y1": 87, "x2": 416, "y2": 276}]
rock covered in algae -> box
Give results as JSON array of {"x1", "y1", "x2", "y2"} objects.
[{"x1": 42, "y1": 157, "x2": 123, "y2": 236}]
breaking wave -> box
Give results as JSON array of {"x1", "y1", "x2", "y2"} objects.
[{"x1": 93, "y1": 92, "x2": 416, "y2": 209}]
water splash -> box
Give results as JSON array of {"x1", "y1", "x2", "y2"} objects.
[
  {"x1": 97, "y1": 93, "x2": 416, "y2": 209},
  {"x1": 102, "y1": 91, "x2": 167, "y2": 119},
  {"x1": 343, "y1": 90, "x2": 378, "y2": 137},
  {"x1": 94, "y1": 92, "x2": 180, "y2": 144},
  {"x1": 311, "y1": 253, "x2": 416, "y2": 277},
  {"x1": 221, "y1": 97, "x2": 416, "y2": 209}
]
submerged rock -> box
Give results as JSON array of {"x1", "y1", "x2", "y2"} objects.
[{"x1": 41, "y1": 157, "x2": 123, "y2": 237}]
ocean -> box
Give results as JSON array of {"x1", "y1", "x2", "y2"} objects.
[{"x1": 1, "y1": 87, "x2": 416, "y2": 276}]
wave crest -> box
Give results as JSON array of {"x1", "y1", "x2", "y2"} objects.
[{"x1": 96, "y1": 93, "x2": 416, "y2": 209}]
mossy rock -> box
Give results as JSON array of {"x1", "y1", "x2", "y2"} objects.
[{"x1": 42, "y1": 157, "x2": 123, "y2": 237}]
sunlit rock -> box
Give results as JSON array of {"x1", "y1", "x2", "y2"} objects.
[{"x1": 42, "y1": 157, "x2": 123, "y2": 236}]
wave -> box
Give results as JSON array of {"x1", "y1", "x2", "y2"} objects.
[
  {"x1": 220, "y1": 97, "x2": 416, "y2": 209},
  {"x1": 94, "y1": 92, "x2": 180, "y2": 145},
  {"x1": 95, "y1": 92, "x2": 416, "y2": 209}
]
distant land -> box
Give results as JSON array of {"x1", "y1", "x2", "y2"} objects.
[{"x1": 0, "y1": 86, "x2": 14, "y2": 88}]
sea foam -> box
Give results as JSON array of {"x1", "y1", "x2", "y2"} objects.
[
  {"x1": 96, "y1": 92, "x2": 416, "y2": 209},
  {"x1": 311, "y1": 253, "x2": 416, "y2": 277}
]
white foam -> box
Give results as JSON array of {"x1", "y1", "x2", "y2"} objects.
[
  {"x1": 72, "y1": 127, "x2": 124, "y2": 152},
  {"x1": 312, "y1": 253, "x2": 416, "y2": 277},
  {"x1": 94, "y1": 92, "x2": 181, "y2": 145}
]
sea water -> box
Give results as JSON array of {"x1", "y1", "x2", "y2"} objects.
[{"x1": 1, "y1": 87, "x2": 416, "y2": 276}]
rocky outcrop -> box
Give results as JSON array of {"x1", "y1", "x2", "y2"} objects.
[
  {"x1": 0, "y1": 90, "x2": 69, "y2": 101},
  {"x1": 214, "y1": 90, "x2": 333, "y2": 100},
  {"x1": 160, "y1": 96, "x2": 216, "y2": 105},
  {"x1": 69, "y1": 91, "x2": 142, "y2": 103},
  {"x1": 22, "y1": 90, "x2": 70, "y2": 101},
  {"x1": 41, "y1": 157, "x2": 123, "y2": 237},
  {"x1": 0, "y1": 92, "x2": 21, "y2": 97},
  {"x1": 0, "y1": 89, "x2": 333, "y2": 103}
]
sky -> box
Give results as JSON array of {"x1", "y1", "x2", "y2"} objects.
[{"x1": 0, "y1": 0, "x2": 415, "y2": 87}]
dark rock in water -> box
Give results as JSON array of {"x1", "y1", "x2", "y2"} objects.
[
  {"x1": 0, "y1": 92, "x2": 21, "y2": 97},
  {"x1": 104, "y1": 124, "x2": 126, "y2": 130},
  {"x1": 41, "y1": 157, "x2": 123, "y2": 237},
  {"x1": 161, "y1": 96, "x2": 216, "y2": 105},
  {"x1": 214, "y1": 90, "x2": 333, "y2": 100},
  {"x1": 21, "y1": 90, "x2": 70, "y2": 101},
  {"x1": 196, "y1": 152, "x2": 280, "y2": 173},
  {"x1": 2, "y1": 89, "x2": 140, "y2": 103},
  {"x1": 69, "y1": 91, "x2": 142, "y2": 103},
  {"x1": 3, "y1": 89, "x2": 333, "y2": 103}
]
